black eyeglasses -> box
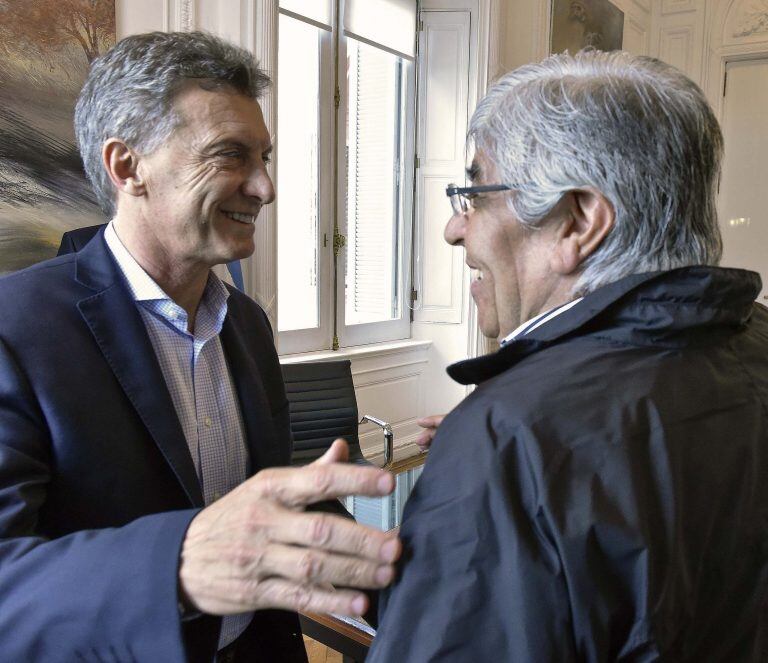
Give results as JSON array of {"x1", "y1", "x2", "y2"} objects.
[{"x1": 446, "y1": 183, "x2": 513, "y2": 215}]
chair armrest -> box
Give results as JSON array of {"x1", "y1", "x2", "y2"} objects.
[{"x1": 359, "y1": 415, "x2": 394, "y2": 469}]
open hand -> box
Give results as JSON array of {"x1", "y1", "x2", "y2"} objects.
[{"x1": 178, "y1": 439, "x2": 400, "y2": 617}]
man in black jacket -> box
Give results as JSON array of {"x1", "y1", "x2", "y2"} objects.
[{"x1": 369, "y1": 51, "x2": 767, "y2": 661}]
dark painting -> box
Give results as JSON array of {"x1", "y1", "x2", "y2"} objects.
[
  {"x1": 0, "y1": 0, "x2": 115, "y2": 274},
  {"x1": 551, "y1": 0, "x2": 624, "y2": 55}
]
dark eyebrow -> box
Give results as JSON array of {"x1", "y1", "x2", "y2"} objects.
[{"x1": 466, "y1": 161, "x2": 480, "y2": 182}]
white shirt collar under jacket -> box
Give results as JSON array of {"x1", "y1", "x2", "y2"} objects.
[{"x1": 500, "y1": 297, "x2": 584, "y2": 346}]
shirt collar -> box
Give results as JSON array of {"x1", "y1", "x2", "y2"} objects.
[
  {"x1": 500, "y1": 298, "x2": 584, "y2": 346},
  {"x1": 104, "y1": 221, "x2": 230, "y2": 328}
]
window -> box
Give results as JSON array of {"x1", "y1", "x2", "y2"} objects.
[{"x1": 277, "y1": 0, "x2": 416, "y2": 353}]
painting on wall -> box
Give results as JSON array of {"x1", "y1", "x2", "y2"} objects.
[
  {"x1": 0, "y1": 0, "x2": 115, "y2": 274},
  {"x1": 550, "y1": 0, "x2": 624, "y2": 55}
]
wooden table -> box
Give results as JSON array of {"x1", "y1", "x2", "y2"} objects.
[{"x1": 300, "y1": 612, "x2": 373, "y2": 662}]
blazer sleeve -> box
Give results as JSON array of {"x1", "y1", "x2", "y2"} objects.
[
  {"x1": 365, "y1": 410, "x2": 576, "y2": 663},
  {"x1": 0, "y1": 338, "x2": 203, "y2": 662}
]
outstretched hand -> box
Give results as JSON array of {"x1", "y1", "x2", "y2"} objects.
[{"x1": 178, "y1": 439, "x2": 400, "y2": 617}]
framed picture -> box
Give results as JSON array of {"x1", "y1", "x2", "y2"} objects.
[
  {"x1": 550, "y1": 0, "x2": 625, "y2": 55},
  {"x1": 0, "y1": 1, "x2": 116, "y2": 274}
]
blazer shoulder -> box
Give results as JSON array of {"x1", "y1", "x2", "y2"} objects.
[
  {"x1": 0, "y1": 255, "x2": 83, "y2": 334},
  {"x1": 58, "y1": 224, "x2": 105, "y2": 256},
  {"x1": 0, "y1": 253, "x2": 77, "y2": 293}
]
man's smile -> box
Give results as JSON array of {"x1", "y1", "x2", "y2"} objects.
[{"x1": 222, "y1": 210, "x2": 258, "y2": 224}]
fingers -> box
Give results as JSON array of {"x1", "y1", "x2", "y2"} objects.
[
  {"x1": 416, "y1": 413, "x2": 446, "y2": 450},
  {"x1": 416, "y1": 414, "x2": 445, "y2": 429},
  {"x1": 180, "y1": 572, "x2": 370, "y2": 617},
  {"x1": 415, "y1": 429, "x2": 435, "y2": 450},
  {"x1": 253, "y1": 462, "x2": 395, "y2": 508},
  {"x1": 314, "y1": 438, "x2": 350, "y2": 465},
  {"x1": 255, "y1": 578, "x2": 369, "y2": 616},
  {"x1": 276, "y1": 510, "x2": 401, "y2": 563},
  {"x1": 258, "y1": 543, "x2": 395, "y2": 590}
]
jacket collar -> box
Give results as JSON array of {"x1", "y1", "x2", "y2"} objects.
[
  {"x1": 220, "y1": 298, "x2": 285, "y2": 472},
  {"x1": 73, "y1": 233, "x2": 280, "y2": 505},
  {"x1": 449, "y1": 266, "x2": 762, "y2": 386},
  {"x1": 74, "y1": 232, "x2": 204, "y2": 505}
]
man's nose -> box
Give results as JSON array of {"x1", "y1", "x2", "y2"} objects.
[
  {"x1": 243, "y1": 166, "x2": 275, "y2": 205},
  {"x1": 444, "y1": 210, "x2": 467, "y2": 246}
]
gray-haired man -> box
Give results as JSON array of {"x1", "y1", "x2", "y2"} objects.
[
  {"x1": 0, "y1": 32, "x2": 397, "y2": 662},
  {"x1": 369, "y1": 51, "x2": 768, "y2": 661}
]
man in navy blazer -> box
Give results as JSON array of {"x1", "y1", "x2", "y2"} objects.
[{"x1": 0, "y1": 32, "x2": 399, "y2": 662}]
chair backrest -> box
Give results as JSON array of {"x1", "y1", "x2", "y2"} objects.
[{"x1": 280, "y1": 360, "x2": 365, "y2": 465}]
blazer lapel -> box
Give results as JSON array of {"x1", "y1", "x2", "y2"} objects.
[
  {"x1": 74, "y1": 236, "x2": 204, "y2": 506},
  {"x1": 220, "y1": 310, "x2": 283, "y2": 474}
]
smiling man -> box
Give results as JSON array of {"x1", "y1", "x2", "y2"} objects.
[
  {"x1": 368, "y1": 51, "x2": 768, "y2": 661},
  {"x1": 0, "y1": 32, "x2": 400, "y2": 662}
]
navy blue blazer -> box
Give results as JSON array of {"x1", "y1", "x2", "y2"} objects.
[{"x1": 0, "y1": 233, "x2": 305, "y2": 661}]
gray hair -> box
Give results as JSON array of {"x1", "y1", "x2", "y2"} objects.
[
  {"x1": 75, "y1": 31, "x2": 270, "y2": 216},
  {"x1": 469, "y1": 50, "x2": 723, "y2": 295}
]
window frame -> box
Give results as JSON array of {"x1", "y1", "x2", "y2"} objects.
[
  {"x1": 276, "y1": 10, "x2": 335, "y2": 355},
  {"x1": 276, "y1": 0, "x2": 416, "y2": 354},
  {"x1": 336, "y1": 33, "x2": 416, "y2": 347}
]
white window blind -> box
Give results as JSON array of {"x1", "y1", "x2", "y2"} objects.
[
  {"x1": 346, "y1": 40, "x2": 403, "y2": 325},
  {"x1": 343, "y1": 0, "x2": 417, "y2": 60}
]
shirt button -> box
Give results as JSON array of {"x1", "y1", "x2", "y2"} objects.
[{"x1": 204, "y1": 416, "x2": 212, "y2": 428}]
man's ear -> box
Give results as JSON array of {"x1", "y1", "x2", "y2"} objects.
[
  {"x1": 550, "y1": 189, "x2": 614, "y2": 275},
  {"x1": 102, "y1": 138, "x2": 145, "y2": 198}
]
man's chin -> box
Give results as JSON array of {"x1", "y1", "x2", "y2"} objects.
[
  {"x1": 477, "y1": 315, "x2": 500, "y2": 341},
  {"x1": 227, "y1": 237, "x2": 256, "y2": 261}
]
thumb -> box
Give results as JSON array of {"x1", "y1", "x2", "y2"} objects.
[{"x1": 314, "y1": 438, "x2": 350, "y2": 465}]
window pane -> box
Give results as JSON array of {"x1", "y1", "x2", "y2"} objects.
[
  {"x1": 277, "y1": 15, "x2": 321, "y2": 332},
  {"x1": 345, "y1": 39, "x2": 405, "y2": 326}
]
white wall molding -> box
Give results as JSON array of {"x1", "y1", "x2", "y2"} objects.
[
  {"x1": 534, "y1": 0, "x2": 552, "y2": 60},
  {"x1": 625, "y1": 12, "x2": 651, "y2": 54},
  {"x1": 662, "y1": 0, "x2": 698, "y2": 15},
  {"x1": 632, "y1": 0, "x2": 653, "y2": 13},
  {"x1": 731, "y1": 0, "x2": 768, "y2": 38},
  {"x1": 652, "y1": 1, "x2": 706, "y2": 83},
  {"x1": 703, "y1": 0, "x2": 768, "y2": 116},
  {"x1": 361, "y1": 426, "x2": 426, "y2": 465},
  {"x1": 486, "y1": 0, "x2": 505, "y2": 80},
  {"x1": 356, "y1": 374, "x2": 422, "y2": 457},
  {"x1": 660, "y1": 23, "x2": 695, "y2": 72}
]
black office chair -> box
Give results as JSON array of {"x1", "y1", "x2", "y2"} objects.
[{"x1": 280, "y1": 360, "x2": 393, "y2": 468}]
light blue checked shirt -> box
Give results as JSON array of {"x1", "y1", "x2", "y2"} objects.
[{"x1": 104, "y1": 222, "x2": 252, "y2": 649}]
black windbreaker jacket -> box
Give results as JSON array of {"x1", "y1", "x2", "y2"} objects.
[{"x1": 369, "y1": 266, "x2": 768, "y2": 662}]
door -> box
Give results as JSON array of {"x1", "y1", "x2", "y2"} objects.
[{"x1": 719, "y1": 59, "x2": 768, "y2": 303}]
